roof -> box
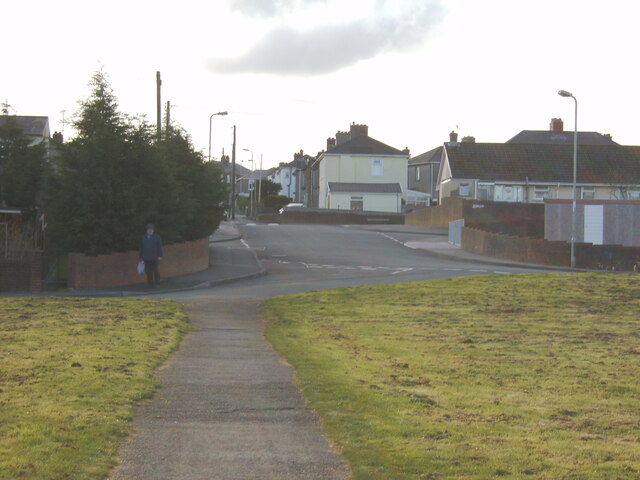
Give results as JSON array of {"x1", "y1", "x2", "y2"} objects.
[
  {"x1": 325, "y1": 135, "x2": 406, "y2": 156},
  {"x1": 444, "y1": 143, "x2": 640, "y2": 185},
  {"x1": 328, "y1": 182, "x2": 403, "y2": 194},
  {"x1": 0, "y1": 115, "x2": 49, "y2": 136},
  {"x1": 507, "y1": 130, "x2": 618, "y2": 145},
  {"x1": 410, "y1": 146, "x2": 443, "y2": 165}
]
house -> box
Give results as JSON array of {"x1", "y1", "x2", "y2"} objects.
[
  {"x1": 0, "y1": 115, "x2": 51, "y2": 156},
  {"x1": 269, "y1": 151, "x2": 314, "y2": 203},
  {"x1": 507, "y1": 118, "x2": 618, "y2": 145},
  {"x1": 309, "y1": 123, "x2": 409, "y2": 213},
  {"x1": 408, "y1": 146, "x2": 442, "y2": 205},
  {"x1": 437, "y1": 133, "x2": 640, "y2": 204}
]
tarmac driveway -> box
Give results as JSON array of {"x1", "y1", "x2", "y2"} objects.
[{"x1": 109, "y1": 297, "x2": 351, "y2": 480}]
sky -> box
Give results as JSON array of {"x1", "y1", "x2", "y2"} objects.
[{"x1": 3, "y1": 0, "x2": 640, "y2": 170}]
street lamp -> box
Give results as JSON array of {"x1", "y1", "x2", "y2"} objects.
[
  {"x1": 558, "y1": 89, "x2": 578, "y2": 268},
  {"x1": 208, "y1": 111, "x2": 228, "y2": 162},
  {"x1": 243, "y1": 148, "x2": 254, "y2": 217}
]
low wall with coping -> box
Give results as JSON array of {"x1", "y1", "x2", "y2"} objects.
[{"x1": 68, "y1": 237, "x2": 210, "y2": 289}]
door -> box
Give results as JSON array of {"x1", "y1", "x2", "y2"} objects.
[{"x1": 584, "y1": 205, "x2": 604, "y2": 245}]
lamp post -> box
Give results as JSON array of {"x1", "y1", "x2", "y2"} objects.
[
  {"x1": 558, "y1": 90, "x2": 578, "y2": 268},
  {"x1": 208, "y1": 111, "x2": 228, "y2": 162},
  {"x1": 243, "y1": 148, "x2": 254, "y2": 217}
]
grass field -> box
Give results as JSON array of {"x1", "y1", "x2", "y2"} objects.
[
  {"x1": 263, "y1": 273, "x2": 640, "y2": 479},
  {"x1": 0, "y1": 297, "x2": 190, "y2": 480}
]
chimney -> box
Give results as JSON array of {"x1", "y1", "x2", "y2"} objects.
[
  {"x1": 350, "y1": 123, "x2": 368, "y2": 139},
  {"x1": 550, "y1": 118, "x2": 564, "y2": 134},
  {"x1": 327, "y1": 137, "x2": 336, "y2": 150},
  {"x1": 461, "y1": 136, "x2": 476, "y2": 143},
  {"x1": 336, "y1": 131, "x2": 350, "y2": 146},
  {"x1": 449, "y1": 131, "x2": 458, "y2": 145}
]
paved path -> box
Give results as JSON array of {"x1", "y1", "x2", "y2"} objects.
[{"x1": 109, "y1": 297, "x2": 351, "y2": 480}]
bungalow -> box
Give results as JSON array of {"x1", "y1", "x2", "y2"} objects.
[{"x1": 437, "y1": 135, "x2": 640, "y2": 204}]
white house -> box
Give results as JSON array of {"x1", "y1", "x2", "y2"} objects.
[{"x1": 310, "y1": 124, "x2": 409, "y2": 213}]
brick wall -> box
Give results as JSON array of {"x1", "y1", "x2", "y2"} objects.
[
  {"x1": 406, "y1": 198, "x2": 545, "y2": 237},
  {"x1": 68, "y1": 237, "x2": 210, "y2": 289},
  {"x1": 259, "y1": 209, "x2": 404, "y2": 225},
  {"x1": 462, "y1": 227, "x2": 640, "y2": 270},
  {"x1": 0, "y1": 250, "x2": 43, "y2": 292}
]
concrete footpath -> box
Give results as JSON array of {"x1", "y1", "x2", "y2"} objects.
[{"x1": 109, "y1": 297, "x2": 350, "y2": 480}]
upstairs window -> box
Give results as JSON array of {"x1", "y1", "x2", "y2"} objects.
[{"x1": 372, "y1": 158, "x2": 383, "y2": 177}]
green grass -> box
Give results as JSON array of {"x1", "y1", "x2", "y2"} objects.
[
  {"x1": 263, "y1": 273, "x2": 640, "y2": 479},
  {"x1": 0, "y1": 297, "x2": 190, "y2": 480}
]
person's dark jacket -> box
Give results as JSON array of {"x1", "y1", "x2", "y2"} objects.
[{"x1": 139, "y1": 233, "x2": 164, "y2": 261}]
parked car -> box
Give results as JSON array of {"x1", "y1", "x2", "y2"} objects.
[{"x1": 278, "y1": 203, "x2": 304, "y2": 214}]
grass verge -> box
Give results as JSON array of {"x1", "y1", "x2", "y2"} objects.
[
  {"x1": 0, "y1": 297, "x2": 190, "y2": 479},
  {"x1": 263, "y1": 273, "x2": 640, "y2": 479}
]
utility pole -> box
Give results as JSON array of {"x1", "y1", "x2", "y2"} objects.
[
  {"x1": 156, "y1": 71, "x2": 162, "y2": 138},
  {"x1": 231, "y1": 125, "x2": 236, "y2": 220},
  {"x1": 165, "y1": 101, "x2": 171, "y2": 135}
]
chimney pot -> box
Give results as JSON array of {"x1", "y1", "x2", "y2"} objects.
[{"x1": 550, "y1": 118, "x2": 564, "y2": 134}]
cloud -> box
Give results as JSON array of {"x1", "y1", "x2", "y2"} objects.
[
  {"x1": 209, "y1": 0, "x2": 446, "y2": 76},
  {"x1": 228, "y1": 0, "x2": 328, "y2": 18}
]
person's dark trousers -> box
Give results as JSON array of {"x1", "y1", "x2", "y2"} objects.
[{"x1": 144, "y1": 260, "x2": 160, "y2": 286}]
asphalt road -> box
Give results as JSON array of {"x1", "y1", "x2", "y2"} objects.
[
  {"x1": 110, "y1": 223, "x2": 545, "y2": 479},
  {"x1": 173, "y1": 223, "x2": 542, "y2": 300}
]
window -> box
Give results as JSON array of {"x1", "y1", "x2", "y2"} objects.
[
  {"x1": 581, "y1": 187, "x2": 595, "y2": 200},
  {"x1": 350, "y1": 196, "x2": 364, "y2": 211},
  {"x1": 459, "y1": 183, "x2": 470, "y2": 196},
  {"x1": 372, "y1": 159, "x2": 383, "y2": 177},
  {"x1": 628, "y1": 190, "x2": 640, "y2": 200},
  {"x1": 494, "y1": 185, "x2": 524, "y2": 202},
  {"x1": 415, "y1": 167, "x2": 420, "y2": 181},
  {"x1": 534, "y1": 186, "x2": 551, "y2": 201},
  {"x1": 477, "y1": 183, "x2": 494, "y2": 201}
]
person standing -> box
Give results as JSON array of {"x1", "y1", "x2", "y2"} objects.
[{"x1": 139, "y1": 224, "x2": 163, "y2": 287}]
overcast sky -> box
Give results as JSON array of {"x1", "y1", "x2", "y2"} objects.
[{"x1": 2, "y1": 0, "x2": 639, "y2": 169}]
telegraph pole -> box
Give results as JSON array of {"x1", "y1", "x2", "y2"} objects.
[
  {"x1": 165, "y1": 101, "x2": 171, "y2": 135},
  {"x1": 231, "y1": 125, "x2": 236, "y2": 220},
  {"x1": 156, "y1": 72, "x2": 162, "y2": 137}
]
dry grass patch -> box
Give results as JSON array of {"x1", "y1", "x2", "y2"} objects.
[{"x1": 264, "y1": 273, "x2": 640, "y2": 479}]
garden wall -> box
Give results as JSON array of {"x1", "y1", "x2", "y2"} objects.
[
  {"x1": 407, "y1": 198, "x2": 545, "y2": 237},
  {"x1": 462, "y1": 227, "x2": 640, "y2": 270},
  {"x1": 0, "y1": 251, "x2": 42, "y2": 292},
  {"x1": 68, "y1": 237, "x2": 210, "y2": 289},
  {"x1": 259, "y1": 209, "x2": 404, "y2": 225}
]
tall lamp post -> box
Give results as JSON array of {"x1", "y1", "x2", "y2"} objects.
[
  {"x1": 208, "y1": 111, "x2": 228, "y2": 162},
  {"x1": 243, "y1": 148, "x2": 254, "y2": 217},
  {"x1": 558, "y1": 90, "x2": 578, "y2": 268}
]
